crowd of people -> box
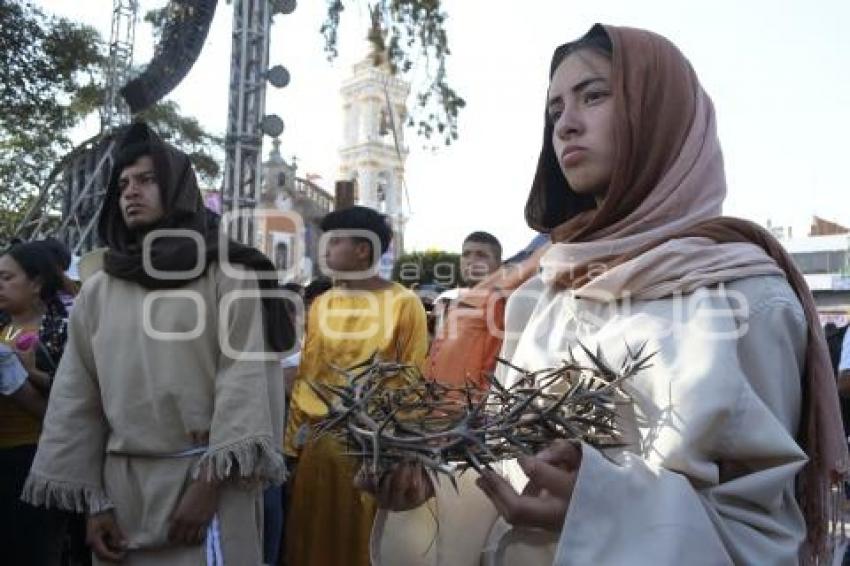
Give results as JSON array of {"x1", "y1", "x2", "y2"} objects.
[{"x1": 3, "y1": 22, "x2": 849, "y2": 566}]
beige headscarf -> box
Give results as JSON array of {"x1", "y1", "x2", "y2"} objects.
[{"x1": 527, "y1": 24, "x2": 847, "y2": 563}]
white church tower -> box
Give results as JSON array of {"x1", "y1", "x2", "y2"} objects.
[{"x1": 338, "y1": 22, "x2": 410, "y2": 256}]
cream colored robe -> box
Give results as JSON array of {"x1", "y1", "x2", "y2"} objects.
[
  {"x1": 23, "y1": 264, "x2": 285, "y2": 565},
  {"x1": 372, "y1": 274, "x2": 808, "y2": 565}
]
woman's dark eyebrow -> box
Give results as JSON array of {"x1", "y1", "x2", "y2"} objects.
[
  {"x1": 571, "y1": 77, "x2": 607, "y2": 93},
  {"x1": 549, "y1": 76, "x2": 608, "y2": 108}
]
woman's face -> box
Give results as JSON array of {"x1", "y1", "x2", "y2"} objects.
[
  {"x1": 0, "y1": 254, "x2": 41, "y2": 314},
  {"x1": 548, "y1": 49, "x2": 615, "y2": 203}
]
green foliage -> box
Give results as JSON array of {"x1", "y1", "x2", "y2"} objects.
[
  {"x1": 137, "y1": 101, "x2": 224, "y2": 186},
  {"x1": 143, "y1": 3, "x2": 198, "y2": 44},
  {"x1": 393, "y1": 250, "x2": 459, "y2": 288},
  {"x1": 143, "y1": 6, "x2": 169, "y2": 38},
  {"x1": 0, "y1": 2, "x2": 224, "y2": 246},
  {"x1": 320, "y1": 1, "x2": 466, "y2": 148},
  {"x1": 0, "y1": 0, "x2": 103, "y2": 246}
]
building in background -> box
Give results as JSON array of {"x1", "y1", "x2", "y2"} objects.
[
  {"x1": 245, "y1": 33, "x2": 413, "y2": 284},
  {"x1": 338, "y1": 40, "x2": 410, "y2": 273},
  {"x1": 252, "y1": 139, "x2": 334, "y2": 283},
  {"x1": 769, "y1": 217, "x2": 850, "y2": 325}
]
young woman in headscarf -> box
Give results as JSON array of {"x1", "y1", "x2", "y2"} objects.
[{"x1": 373, "y1": 24, "x2": 847, "y2": 566}]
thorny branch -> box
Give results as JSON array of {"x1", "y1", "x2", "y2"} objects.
[{"x1": 313, "y1": 342, "x2": 656, "y2": 487}]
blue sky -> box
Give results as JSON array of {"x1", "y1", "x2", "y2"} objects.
[{"x1": 38, "y1": 0, "x2": 850, "y2": 255}]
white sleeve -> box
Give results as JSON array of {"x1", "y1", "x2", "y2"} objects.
[
  {"x1": 0, "y1": 346, "x2": 27, "y2": 395},
  {"x1": 554, "y1": 290, "x2": 808, "y2": 566},
  {"x1": 495, "y1": 275, "x2": 544, "y2": 384},
  {"x1": 839, "y1": 327, "x2": 850, "y2": 372}
]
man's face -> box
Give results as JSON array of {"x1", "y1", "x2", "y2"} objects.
[
  {"x1": 325, "y1": 235, "x2": 371, "y2": 273},
  {"x1": 460, "y1": 241, "x2": 500, "y2": 285},
  {"x1": 118, "y1": 156, "x2": 165, "y2": 230}
]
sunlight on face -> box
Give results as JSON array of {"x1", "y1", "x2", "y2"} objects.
[
  {"x1": 460, "y1": 241, "x2": 500, "y2": 285},
  {"x1": 548, "y1": 50, "x2": 615, "y2": 203},
  {"x1": 0, "y1": 254, "x2": 40, "y2": 314},
  {"x1": 118, "y1": 156, "x2": 165, "y2": 230}
]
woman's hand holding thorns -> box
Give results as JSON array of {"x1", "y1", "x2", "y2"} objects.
[{"x1": 314, "y1": 343, "x2": 654, "y2": 489}]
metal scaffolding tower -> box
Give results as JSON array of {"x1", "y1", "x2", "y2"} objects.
[
  {"x1": 222, "y1": 0, "x2": 293, "y2": 246},
  {"x1": 103, "y1": 0, "x2": 138, "y2": 131},
  {"x1": 222, "y1": 0, "x2": 271, "y2": 246}
]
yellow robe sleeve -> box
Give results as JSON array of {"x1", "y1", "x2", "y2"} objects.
[
  {"x1": 293, "y1": 298, "x2": 323, "y2": 385},
  {"x1": 391, "y1": 290, "x2": 428, "y2": 370},
  {"x1": 285, "y1": 298, "x2": 325, "y2": 455}
]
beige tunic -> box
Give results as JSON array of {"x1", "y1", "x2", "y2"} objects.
[
  {"x1": 24, "y1": 264, "x2": 285, "y2": 565},
  {"x1": 372, "y1": 274, "x2": 807, "y2": 565}
]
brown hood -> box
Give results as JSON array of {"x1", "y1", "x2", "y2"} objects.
[
  {"x1": 98, "y1": 122, "x2": 207, "y2": 251},
  {"x1": 96, "y1": 122, "x2": 294, "y2": 352},
  {"x1": 526, "y1": 24, "x2": 701, "y2": 242}
]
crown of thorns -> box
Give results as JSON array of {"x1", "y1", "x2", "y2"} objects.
[{"x1": 312, "y1": 341, "x2": 655, "y2": 488}]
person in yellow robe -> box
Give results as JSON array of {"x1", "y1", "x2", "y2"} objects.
[{"x1": 284, "y1": 205, "x2": 428, "y2": 566}]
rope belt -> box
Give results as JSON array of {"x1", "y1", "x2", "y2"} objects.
[{"x1": 108, "y1": 445, "x2": 225, "y2": 565}]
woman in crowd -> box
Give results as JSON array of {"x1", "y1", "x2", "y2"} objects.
[{"x1": 0, "y1": 241, "x2": 69, "y2": 565}]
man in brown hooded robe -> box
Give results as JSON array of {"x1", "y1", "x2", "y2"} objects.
[{"x1": 22, "y1": 122, "x2": 294, "y2": 565}]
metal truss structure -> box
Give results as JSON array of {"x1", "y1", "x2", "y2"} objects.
[
  {"x1": 223, "y1": 0, "x2": 294, "y2": 245},
  {"x1": 54, "y1": 137, "x2": 118, "y2": 253},
  {"x1": 15, "y1": 0, "x2": 224, "y2": 253},
  {"x1": 222, "y1": 0, "x2": 270, "y2": 246},
  {"x1": 13, "y1": 136, "x2": 118, "y2": 254},
  {"x1": 102, "y1": 0, "x2": 138, "y2": 131}
]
